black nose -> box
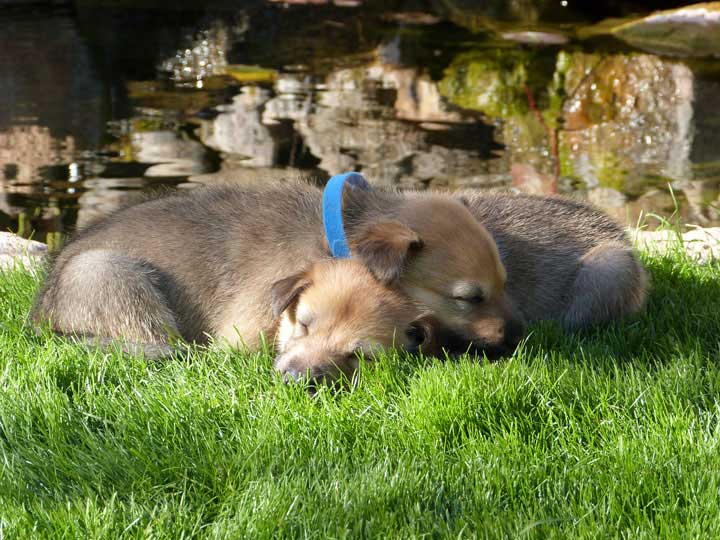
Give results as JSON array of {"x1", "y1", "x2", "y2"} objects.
[
  {"x1": 504, "y1": 318, "x2": 525, "y2": 348},
  {"x1": 281, "y1": 366, "x2": 306, "y2": 384}
]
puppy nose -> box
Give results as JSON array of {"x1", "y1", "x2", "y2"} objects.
[
  {"x1": 281, "y1": 366, "x2": 305, "y2": 384},
  {"x1": 504, "y1": 319, "x2": 525, "y2": 348}
]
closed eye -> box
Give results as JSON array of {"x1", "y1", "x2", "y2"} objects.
[
  {"x1": 295, "y1": 321, "x2": 309, "y2": 337},
  {"x1": 453, "y1": 292, "x2": 484, "y2": 304},
  {"x1": 451, "y1": 282, "x2": 486, "y2": 305}
]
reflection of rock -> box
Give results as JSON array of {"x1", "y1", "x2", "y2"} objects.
[
  {"x1": 501, "y1": 31, "x2": 568, "y2": 45},
  {"x1": 188, "y1": 163, "x2": 310, "y2": 185},
  {"x1": 381, "y1": 67, "x2": 467, "y2": 124},
  {"x1": 0, "y1": 232, "x2": 47, "y2": 270},
  {"x1": 295, "y1": 62, "x2": 492, "y2": 187},
  {"x1": 76, "y1": 178, "x2": 147, "y2": 229},
  {"x1": 0, "y1": 126, "x2": 75, "y2": 184},
  {"x1": 263, "y1": 74, "x2": 312, "y2": 124},
  {"x1": 297, "y1": 68, "x2": 421, "y2": 183},
  {"x1": 132, "y1": 131, "x2": 212, "y2": 177},
  {"x1": 159, "y1": 22, "x2": 229, "y2": 84},
  {"x1": 200, "y1": 88, "x2": 277, "y2": 167}
]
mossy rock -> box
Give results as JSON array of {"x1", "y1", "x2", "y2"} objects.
[{"x1": 439, "y1": 50, "x2": 529, "y2": 118}]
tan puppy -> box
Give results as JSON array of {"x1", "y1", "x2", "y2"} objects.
[
  {"x1": 272, "y1": 259, "x2": 433, "y2": 385},
  {"x1": 32, "y1": 181, "x2": 523, "y2": 365}
]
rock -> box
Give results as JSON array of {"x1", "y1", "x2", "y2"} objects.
[
  {"x1": 0, "y1": 232, "x2": 47, "y2": 270},
  {"x1": 511, "y1": 163, "x2": 557, "y2": 195},
  {"x1": 634, "y1": 188, "x2": 677, "y2": 215},
  {"x1": 635, "y1": 227, "x2": 720, "y2": 264},
  {"x1": 560, "y1": 53, "x2": 693, "y2": 193},
  {"x1": 612, "y1": 3, "x2": 720, "y2": 57},
  {"x1": 588, "y1": 186, "x2": 627, "y2": 210},
  {"x1": 439, "y1": 50, "x2": 532, "y2": 118}
]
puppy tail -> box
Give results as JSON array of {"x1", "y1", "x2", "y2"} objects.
[{"x1": 563, "y1": 242, "x2": 648, "y2": 328}]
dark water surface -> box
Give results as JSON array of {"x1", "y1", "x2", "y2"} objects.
[{"x1": 2, "y1": 1, "x2": 720, "y2": 244}]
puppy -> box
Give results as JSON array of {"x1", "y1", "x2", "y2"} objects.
[
  {"x1": 458, "y1": 192, "x2": 648, "y2": 328},
  {"x1": 31, "y1": 181, "x2": 523, "y2": 368},
  {"x1": 272, "y1": 259, "x2": 434, "y2": 385}
]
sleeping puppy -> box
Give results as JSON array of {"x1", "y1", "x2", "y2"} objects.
[
  {"x1": 458, "y1": 192, "x2": 648, "y2": 329},
  {"x1": 272, "y1": 259, "x2": 436, "y2": 386},
  {"x1": 31, "y1": 180, "x2": 523, "y2": 366}
]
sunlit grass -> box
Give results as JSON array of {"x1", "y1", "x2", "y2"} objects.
[{"x1": 1, "y1": 247, "x2": 719, "y2": 538}]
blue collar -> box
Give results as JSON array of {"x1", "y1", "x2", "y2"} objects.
[{"x1": 322, "y1": 172, "x2": 371, "y2": 258}]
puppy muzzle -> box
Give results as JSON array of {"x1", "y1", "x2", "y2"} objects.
[
  {"x1": 429, "y1": 318, "x2": 525, "y2": 359},
  {"x1": 274, "y1": 351, "x2": 358, "y2": 388}
]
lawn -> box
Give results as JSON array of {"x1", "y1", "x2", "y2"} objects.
[{"x1": 1, "y1": 247, "x2": 719, "y2": 539}]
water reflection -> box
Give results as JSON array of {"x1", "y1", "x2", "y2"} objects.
[{"x1": 1, "y1": 2, "x2": 719, "y2": 244}]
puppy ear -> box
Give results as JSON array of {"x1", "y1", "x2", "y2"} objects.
[
  {"x1": 353, "y1": 220, "x2": 424, "y2": 284},
  {"x1": 405, "y1": 314, "x2": 440, "y2": 355},
  {"x1": 270, "y1": 273, "x2": 310, "y2": 319}
]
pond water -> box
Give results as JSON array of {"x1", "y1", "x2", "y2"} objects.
[{"x1": 2, "y1": 0, "x2": 720, "y2": 245}]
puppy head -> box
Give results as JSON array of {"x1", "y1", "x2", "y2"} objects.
[
  {"x1": 350, "y1": 195, "x2": 525, "y2": 358},
  {"x1": 270, "y1": 259, "x2": 432, "y2": 388}
]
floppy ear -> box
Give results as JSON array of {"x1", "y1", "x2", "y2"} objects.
[
  {"x1": 406, "y1": 314, "x2": 444, "y2": 356},
  {"x1": 352, "y1": 220, "x2": 424, "y2": 284},
  {"x1": 405, "y1": 314, "x2": 434, "y2": 352},
  {"x1": 270, "y1": 273, "x2": 311, "y2": 320}
]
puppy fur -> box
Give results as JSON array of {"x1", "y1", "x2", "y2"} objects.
[
  {"x1": 272, "y1": 259, "x2": 431, "y2": 384},
  {"x1": 32, "y1": 181, "x2": 521, "y2": 359},
  {"x1": 458, "y1": 192, "x2": 648, "y2": 328}
]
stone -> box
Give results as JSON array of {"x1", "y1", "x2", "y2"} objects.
[
  {"x1": 612, "y1": 3, "x2": 720, "y2": 57},
  {"x1": 0, "y1": 232, "x2": 47, "y2": 270},
  {"x1": 634, "y1": 227, "x2": 720, "y2": 264}
]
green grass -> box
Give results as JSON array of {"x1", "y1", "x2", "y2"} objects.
[{"x1": 1, "y1": 248, "x2": 720, "y2": 539}]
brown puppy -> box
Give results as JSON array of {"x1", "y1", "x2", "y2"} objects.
[
  {"x1": 458, "y1": 192, "x2": 648, "y2": 329},
  {"x1": 32, "y1": 181, "x2": 522, "y2": 370},
  {"x1": 272, "y1": 259, "x2": 434, "y2": 385}
]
